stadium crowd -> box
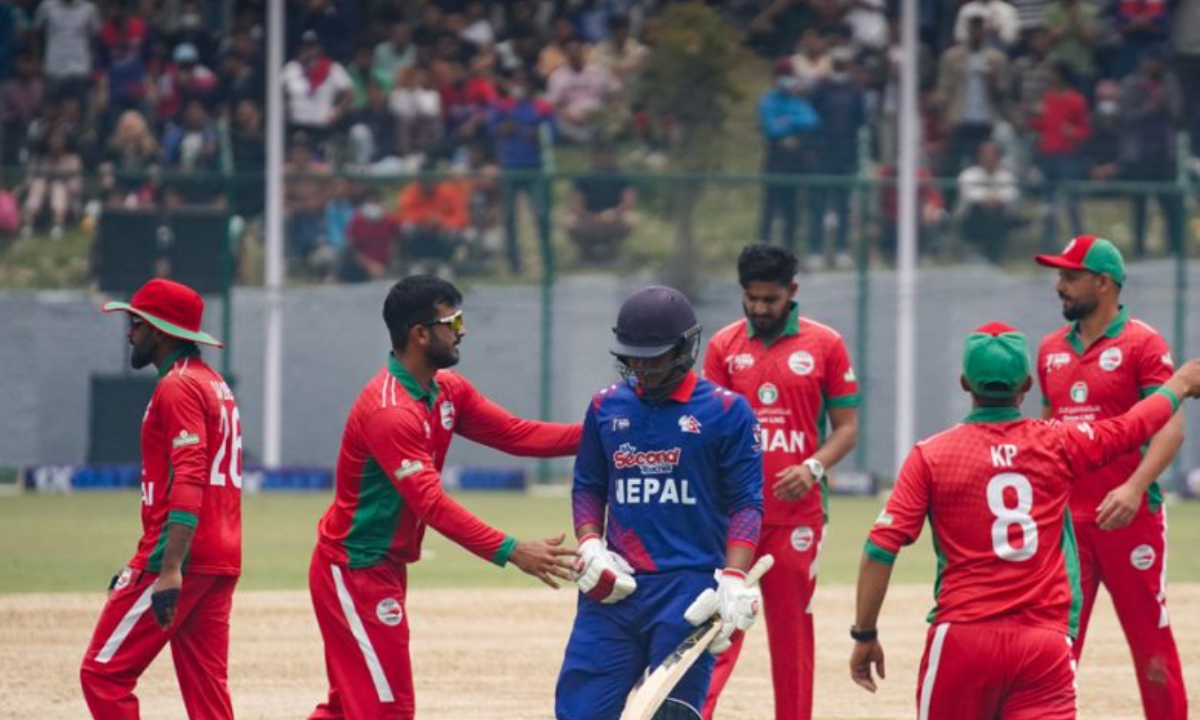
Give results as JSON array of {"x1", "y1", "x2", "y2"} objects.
[{"x1": 0, "y1": 0, "x2": 1195, "y2": 278}]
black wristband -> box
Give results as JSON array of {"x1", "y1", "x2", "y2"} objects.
[{"x1": 850, "y1": 625, "x2": 878, "y2": 642}]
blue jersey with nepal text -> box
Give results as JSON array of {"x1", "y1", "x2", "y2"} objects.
[{"x1": 572, "y1": 372, "x2": 764, "y2": 574}]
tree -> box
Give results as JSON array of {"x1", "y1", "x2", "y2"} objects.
[{"x1": 637, "y1": 4, "x2": 743, "y2": 296}]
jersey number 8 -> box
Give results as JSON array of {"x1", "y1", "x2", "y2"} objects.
[
  {"x1": 209, "y1": 405, "x2": 244, "y2": 489},
  {"x1": 987, "y1": 473, "x2": 1037, "y2": 562}
]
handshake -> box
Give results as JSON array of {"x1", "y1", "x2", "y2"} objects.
[{"x1": 573, "y1": 535, "x2": 769, "y2": 654}]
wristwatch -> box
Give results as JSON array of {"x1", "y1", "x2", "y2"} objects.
[
  {"x1": 850, "y1": 625, "x2": 878, "y2": 642},
  {"x1": 803, "y1": 457, "x2": 825, "y2": 481}
]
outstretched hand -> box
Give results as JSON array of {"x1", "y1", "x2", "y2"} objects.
[{"x1": 509, "y1": 533, "x2": 578, "y2": 589}]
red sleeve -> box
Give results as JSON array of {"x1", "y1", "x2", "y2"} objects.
[
  {"x1": 158, "y1": 378, "x2": 210, "y2": 520},
  {"x1": 1136, "y1": 330, "x2": 1174, "y2": 395},
  {"x1": 1056, "y1": 390, "x2": 1178, "y2": 477},
  {"x1": 703, "y1": 335, "x2": 732, "y2": 389},
  {"x1": 451, "y1": 376, "x2": 581, "y2": 457},
  {"x1": 865, "y1": 445, "x2": 932, "y2": 565},
  {"x1": 362, "y1": 407, "x2": 514, "y2": 565},
  {"x1": 824, "y1": 336, "x2": 861, "y2": 408},
  {"x1": 1072, "y1": 93, "x2": 1091, "y2": 142}
]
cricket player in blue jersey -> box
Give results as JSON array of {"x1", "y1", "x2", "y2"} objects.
[{"x1": 555, "y1": 286, "x2": 766, "y2": 720}]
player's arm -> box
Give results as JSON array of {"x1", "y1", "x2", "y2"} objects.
[
  {"x1": 452, "y1": 377, "x2": 582, "y2": 456},
  {"x1": 1097, "y1": 341, "x2": 1187, "y2": 530},
  {"x1": 363, "y1": 408, "x2": 576, "y2": 587},
  {"x1": 152, "y1": 380, "x2": 210, "y2": 629},
  {"x1": 720, "y1": 396, "x2": 765, "y2": 570},
  {"x1": 851, "y1": 446, "x2": 932, "y2": 693}
]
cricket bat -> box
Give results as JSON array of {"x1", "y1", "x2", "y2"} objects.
[{"x1": 618, "y1": 554, "x2": 775, "y2": 720}]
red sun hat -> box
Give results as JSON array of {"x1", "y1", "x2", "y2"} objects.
[{"x1": 101, "y1": 278, "x2": 223, "y2": 347}]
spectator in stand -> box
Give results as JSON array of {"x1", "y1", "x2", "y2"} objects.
[
  {"x1": 0, "y1": 0, "x2": 20, "y2": 82},
  {"x1": 591, "y1": 15, "x2": 648, "y2": 90},
  {"x1": 98, "y1": 34, "x2": 152, "y2": 129},
  {"x1": 346, "y1": 41, "x2": 381, "y2": 110},
  {"x1": 459, "y1": 2, "x2": 495, "y2": 51},
  {"x1": 395, "y1": 169, "x2": 469, "y2": 275},
  {"x1": 0, "y1": 51, "x2": 42, "y2": 165},
  {"x1": 165, "y1": 0, "x2": 217, "y2": 67},
  {"x1": 1173, "y1": 0, "x2": 1200, "y2": 156},
  {"x1": 1029, "y1": 61, "x2": 1089, "y2": 250},
  {"x1": 792, "y1": 28, "x2": 832, "y2": 82},
  {"x1": 389, "y1": 65, "x2": 442, "y2": 161},
  {"x1": 496, "y1": 21, "x2": 540, "y2": 80},
  {"x1": 810, "y1": 48, "x2": 866, "y2": 271},
  {"x1": 373, "y1": 20, "x2": 415, "y2": 92},
  {"x1": 442, "y1": 59, "x2": 500, "y2": 148},
  {"x1": 1119, "y1": 54, "x2": 1183, "y2": 257},
  {"x1": 21, "y1": 128, "x2": 81, "y2": 239},
  {"x1": 876, "y1": 157, "x2": 946, "y2": 263},
  {"x1": 1112, "y1": 0, "x2": 1168, "y2": 78},
  {"x1": 156, "y1": 43, "x2": 218, "y2": 125},
  {"x1": 757, "y1": 59, "x2": 820, "y2": 256},
  {"x1": 1011, "y1": 28, "x2": 1052, "y2": 120},
  {"x1": 340, "y1": 187, "x2": 398, "y2": 282},
  {"x1": 99, "y1": 109, "x2": 159, "y2": 207},
  {"x1": 957, "y1": 141, "x2": 1024, "y2": 263},
  {"x1": 538, "y1": 15, "x2": 581, "y2": 81},
  {"x1": 298, "y1": 0, "x2": 356, "y2": 63},
  {"x1": 283, "y1": 134, "x2": 331, "y2": 273},
  {"x1": 546, "y1": 38, "x2": 620, "y2": 143},
  {"x1": 567, "y1": 142, "x2": 637, "y2": 264},
  {"x1": 1087, "y1": 79, "x2": 1122, "y2": 183},
  {"x1": 161, "y1": 98, "x2": 222, "y2": 207},
  {"x1": 34, "y1": 0, "x2": 99, "y2": 105},
  {"x1": 97, "y1": 1, "x2": 147, "y2": 71},
  {"x1": 215, "y1": 40, "x2": 265, "y2": 114},
  {"x1": 229, "y1": 98, "x2": 265, "y2": 219},
  {"x1": 936, "y1": 16, "x2": 1009, "y2": 178},
  {"x1": 454, "y1": 140, "x2": 503, "y2": 271},
  {"x1": 347, "y1": 80, "x2": 396, "y2": 166},
  {"x1": 488, "y1": 69, "x2": 554, "y2": 274},
  {"x1": 844, "y1": 0, "x2": 890, "y2": 50},
  {"x1": 954, "y1": 0, "x2": 1021, "y2": 49},
  {"x1": 282, "y1": 30, "x2": 353, "y2": 152},
  {"x1": 1044, "y1": 0, "x2": 1097, "y2": 89}
]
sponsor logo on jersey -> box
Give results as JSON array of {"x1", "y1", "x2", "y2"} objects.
[
  {"x1": 1075, "y1": 422, "x2": 1095, "y2": 440},
  {"x1": 844, "y1": 367, "x2": 857, "y2": 382},
  {"x1": 758, "y1": 383, "x2": 779, "y2": 405},
  {"x1": 1099, "y1": 347, "x2": 1123, "y2": 372},
  {"x1": 423, "y1": 421, "x2": 432, "y2": 438},
  {"x1": 678, "y1": 415, "x2": 702, "y2": 434},
  {"x1": 759, "y1": 427, "x2": 806, "y2": 454},
  {"x1": 1162, "y1": 352, "x2": 1174, "y2": 367},
  {"x1": 612, "y1": 416, "x2": 630, "y2": 432},
  {"x1": 791, "y1": 526, "x2": 815, "y2": 552},
  {"x1": 613, "y1": 444, "x2": 682, "y2": 474},
  {"x1": 788, "y1": 351, "x2": 815, "y2": 376},
  {"x1": 727, "y1": 353, "x2": 756, "y2": 373},
  {"x1": 394, "y1": 459, "x2": 425, "y2": 480},
  {"x1": 1130, "y1": 544, "x2": 1156, "y2": 571},
  {"x1": 1044, "y1": 353, "x2": 1071, "y2": 372},
  {"x1": 614, "y1": 476, "x2": 697, "y2": 505},
  {"x1": 1070, "y1": 381, "x2": 1088, "y2": 404},
  {"x1": 874, "y1": 510, "x2": 894, "y2": 527},
  {"x1": 376, "y1": 598, "x2": 404, "y2": 626},
  {"x1": 172, "y1": 430, "x2": 200, "y2": 449},
  {"x1": 114, "y1": 566, "x2": 133, "y2": 591},
  {"x1": 439, "y1": 401, "x2": 455, "y2": 430}
]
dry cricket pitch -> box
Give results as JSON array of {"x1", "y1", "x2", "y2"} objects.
[{"x1": 4, "y1": 584, "x2": 1196, "y2": 719}]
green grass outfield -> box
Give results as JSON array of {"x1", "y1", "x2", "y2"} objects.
[{"x1": 3, "y1": 491, "x2": 1200, "y2": 593}]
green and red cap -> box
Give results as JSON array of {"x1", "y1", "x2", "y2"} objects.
[
  {"x1": 1034, "y1": 235, "x2": 1126, "y2": 286},
  {"x1": 962, "y1": 322, "x2": 1030, "y2": 398},
  {"x1": 102, "y1": 278, "x2": 223, "y2": 347}
]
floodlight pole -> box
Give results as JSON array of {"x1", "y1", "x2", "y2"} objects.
[
  {"x1": 263, "y1": 0, "x2": 285, "y2": 467},
  {"x1": 894, "y1": 0, "x2": 920, "y2": 467}
]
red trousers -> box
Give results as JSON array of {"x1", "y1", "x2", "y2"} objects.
[
  {"x1": 915, "y1": 620, "x2": 1076, "y2": 720},
  {"x1": 80, "y1": 569, "x2": 237, "y2": 720},
  {"x1": 1073, "y1": 508, "x2": 1187, "y2": 719},
  {"x1": 307, "y1": 549, "x2": 414, "y2": 720},
  {"x1": 703, "y1": 522, "x2": 824, "y2": 720}
]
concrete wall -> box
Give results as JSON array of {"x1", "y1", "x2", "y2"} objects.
[{"x1": 2, "y1": 260, "x2": 1197, "y2": 481}]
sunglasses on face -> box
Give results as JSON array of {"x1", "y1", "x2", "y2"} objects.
[
  {"x1": 128, "y1": 315, "x2": 147, "y2": 330},
  {"x1": 420, "y1": 310, "x2": 465, "y2": 333}
]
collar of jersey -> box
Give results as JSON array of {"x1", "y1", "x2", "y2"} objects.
[
  {"x1": 1065, "y1": 306, "x2": 1129, "y2": 355},
  {"x1": 387, "y1": 353, "x2": 440, "y2": 407},
  {"x1": 963, "y1": 406, "x2": 1023, "y2": 423},
  {"x1": 156, "y1": 345, "x2": 200, "y2": 378},
  {"x1": 635, "y1": 370, "x2": 699, "y2": 403},
  {"x1": 746, "y1": 302, "x2": 800, "y2": 347}
]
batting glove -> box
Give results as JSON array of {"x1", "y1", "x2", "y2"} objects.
[
  {"x1": 683, "y1": 568, "x2": 761, "y2": 654},
  {"x1": 573, "y1": 535, "x2": 637, "y2": 604}
]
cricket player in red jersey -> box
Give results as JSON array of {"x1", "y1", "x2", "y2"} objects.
[
  {"x1": 1035, "y1": 236, "x2": 1188, "y2": 719},
  {"x1": 702, "y1": 244, "x2": 859, "y2": 720},
  {"x1": 850, "y1": 323, "x2": 1200, "y2": 720},
  {"x1": 82, "y1": 279, "x2": 243, "y2": 720},
  {"x1": 308, "y1": 275, "x2": 582, "y2": 720}
]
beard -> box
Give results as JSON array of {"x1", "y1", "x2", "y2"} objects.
[
  {"x1": 1060, "y1": 295, "x2": 1097, "y2": 322},
  {"x1": 130, "y1": 340, "x2": 155, "y2": 369},
  {"x1": 426, "y1": 337, "x2": 461, "y2": 369}
]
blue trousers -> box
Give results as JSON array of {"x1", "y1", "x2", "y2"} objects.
[{"x1": 555, "y1": 570, "x2": 716, "y2": 720}]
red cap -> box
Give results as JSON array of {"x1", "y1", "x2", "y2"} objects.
[
  {"x1": 1034, "y1": 235, "x2": 1126, "y2": 285},
  {"x1": 973, "y1": 321, "x2": 1019, "y2": 336},
  {"x1": 101, "y1": 278, "x2": 223, "y2": 347}
]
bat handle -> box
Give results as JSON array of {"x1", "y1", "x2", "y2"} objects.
[{"x1": 744, "y1": 553, "x2": 774, "y2": 586}]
